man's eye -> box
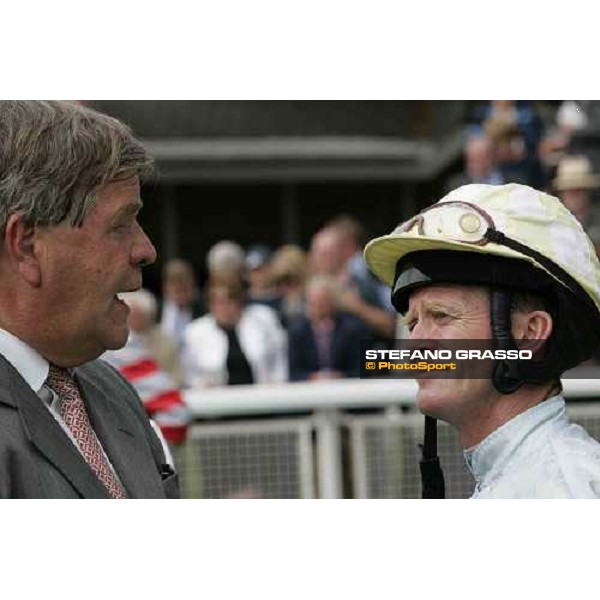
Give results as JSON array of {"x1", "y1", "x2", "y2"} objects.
[
  {"x1": 407, "y1": 319, "x2": 417, "y2": 332},
  {"x1": 432, "y1": 311, "x2": 451, "y2": 320},
  {"x1": 113, "y1": 221, "x2": 133, "y2": 232}
]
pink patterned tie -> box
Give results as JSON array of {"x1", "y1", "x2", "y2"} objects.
[{"x1": 46, "y1": 364, "x2": 127, "y2": 499}]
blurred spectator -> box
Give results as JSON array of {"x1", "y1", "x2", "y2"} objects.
[
  {"x1": 207, "y1": 240, "x2": 245, "y2": 283},
  {"x1": 245, "y1": 244, "x2": 281, "y2": 312},
  {"x1": 445, "y1": 135, "x2": 503, "y2": 192},
  {"x1": 556, "y1": 101, "x2": 600, "y2": 135},
  {"x1": 160, "y1": 259, "x2": 204, "y2": 349},
  {"x1": 484, "y1": 117, "x2": 536, "y2": 186},
  {"x1": 309, "y1": 223, "x2": 395, "y2": 339},
  {"x1": 461, "y1": 135, "x2": 503, "y2": 184},
  {"x1": 471, "y1": 100, "x2": 543, "y2": 158},
  {"x1": 103, "y1": 291, "x2": 191, "y2": 445},
  {"x1": 184, "y1": 280, "x2": 287, "y2": 387},
  {"x1": 538, "y1": 101, "x2": 600, "y2": 173},
  {"x1": 556, "y1": 101, "x2": 590, "y2": 134},
  {"x1": 289, "y1": 276, "x2": 368, "y2": 381},
  {"x1": 469, "y1": 101, "x2": 545, "y2": 188},
  {"x1": 539, "y1": 101, "x2": 589, "y2": 168},
  {"x1": 553, "y1": 155, "x2": 600, "y2": 234},
  {"x1": 122, "y1": 289, "x2": 182, "y2": 386},
  {"x1": 270, "y1": 244, "x2": 308, "y2": 328},
  {"x1": 328, "y1": 215, "x2": 394, "y2": 311},
  {"x1": 309, "y1": 226, "x2": 346, "y2": 277}
]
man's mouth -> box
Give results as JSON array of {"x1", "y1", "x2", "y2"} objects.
[
  {"x1": 115, "y1": 279, "x2": 142, "y2": 307},
  {"x1": 115, "y1": 293, "x2": 132, "y2": 308}
]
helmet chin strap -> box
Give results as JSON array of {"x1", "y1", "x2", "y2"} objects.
[
  {"x1": 420, "y1": 415, "x2": 446, "y2": 499},
  {"x1": 490, "y1": 288, "x2": 524, "y2": 394}
]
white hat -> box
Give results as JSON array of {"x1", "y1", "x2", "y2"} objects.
[{"x1": 553, "y1": 155, "x2": 599, "y2": 191}]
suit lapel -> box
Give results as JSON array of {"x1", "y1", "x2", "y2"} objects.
[
  {"x1": 0, "y1": 357, "x2": 111, "y2": 499},
  {"x1": 75, "y1": 368, "x2": 165, "y2": 499}
]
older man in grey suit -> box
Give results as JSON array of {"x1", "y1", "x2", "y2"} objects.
[{"x1": 0, "y1": 100, "x2": 179, "y2": 498}]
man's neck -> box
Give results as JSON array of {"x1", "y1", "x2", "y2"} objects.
[{"x1": 458, "y1": 383, "x2": 559, "y2": 449}]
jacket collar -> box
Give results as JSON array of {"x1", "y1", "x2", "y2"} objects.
[
  {"x1": 463, "y1": 395, "x2": 566, "y2": 488},
  {"x1": 0, "y1": 354, "x2": 164, "y2": 499},
  {"x1": 0, "y1": 355, "x2": 111, "y2": 498}
]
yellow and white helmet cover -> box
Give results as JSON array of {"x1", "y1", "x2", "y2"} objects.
[{"x1": 364, "y1": 183, "x2": 600, "y2": 317}]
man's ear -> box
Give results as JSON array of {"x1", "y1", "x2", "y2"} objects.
[
  {"x1": 511, "y1": 310, "x2": 553, "y2": 354},
  {"x1": 3, "y1": 213, "x2": 42, "y2": 286}
]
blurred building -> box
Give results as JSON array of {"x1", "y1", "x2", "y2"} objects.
[{"x1": 91, "y1": 101, "x2": 470, "y2": 292}]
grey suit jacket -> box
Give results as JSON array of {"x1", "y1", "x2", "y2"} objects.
[{"x1": 0, "y1": 354, "x2": 180, "y2": 498}]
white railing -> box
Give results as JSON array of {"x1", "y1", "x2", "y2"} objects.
[
  {"x1": 184, "y1": 376, "x2": 600, "y2": 416},
  {"x1": 180, "y1": 375, "x2": 600, "y2": 499}
]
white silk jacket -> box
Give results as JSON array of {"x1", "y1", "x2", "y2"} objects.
[{"x1": 464, "y1": 396, "x2": 600, "y2": 498}]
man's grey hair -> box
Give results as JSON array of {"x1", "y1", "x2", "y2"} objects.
[
  {"x1": 0, "y1": 100, "x2": 154, "y2": 234},
  {"x1": 207, "y1": 240, "x2": 245, "y2": 275}
]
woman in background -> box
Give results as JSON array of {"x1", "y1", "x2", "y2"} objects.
[{"x1": 183, "y1": 280, "x2": 288, "y2": 388}]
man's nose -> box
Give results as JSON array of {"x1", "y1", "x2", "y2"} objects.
[
  {"x1": 133, "y1": 224, "x2": 157, "y2": 267},
  {"x1": 408, "y1": 321, "x2": 445, "y2": 358},
  {"x1": 409, "y1": 321, "x2": 427, "y2": 340}
]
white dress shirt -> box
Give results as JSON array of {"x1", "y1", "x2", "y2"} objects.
[
  {"x1": 0, "y1": 328, "x2": 121, "y2": 480},
  {"x1": 464, "y1": 395, "x2": 600, "y2": 498}
]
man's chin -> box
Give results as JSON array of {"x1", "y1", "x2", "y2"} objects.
[
  {"x1": 103, "y1": 327, "x2": 130, "y2": 351},
  {"x1": 416, "y1": 381, "x2": 452, "y2": 419}
]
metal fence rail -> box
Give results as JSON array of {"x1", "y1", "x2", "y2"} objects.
[
  {"x1": 178, "y1": 378, "x2": 600, "y2": 498},
  {"x1": 177, "y1": 419, "x2": 315, "y2": 499},
  {"x1": 348, "y1": 413, "x2": 474, "y2": 499}
]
